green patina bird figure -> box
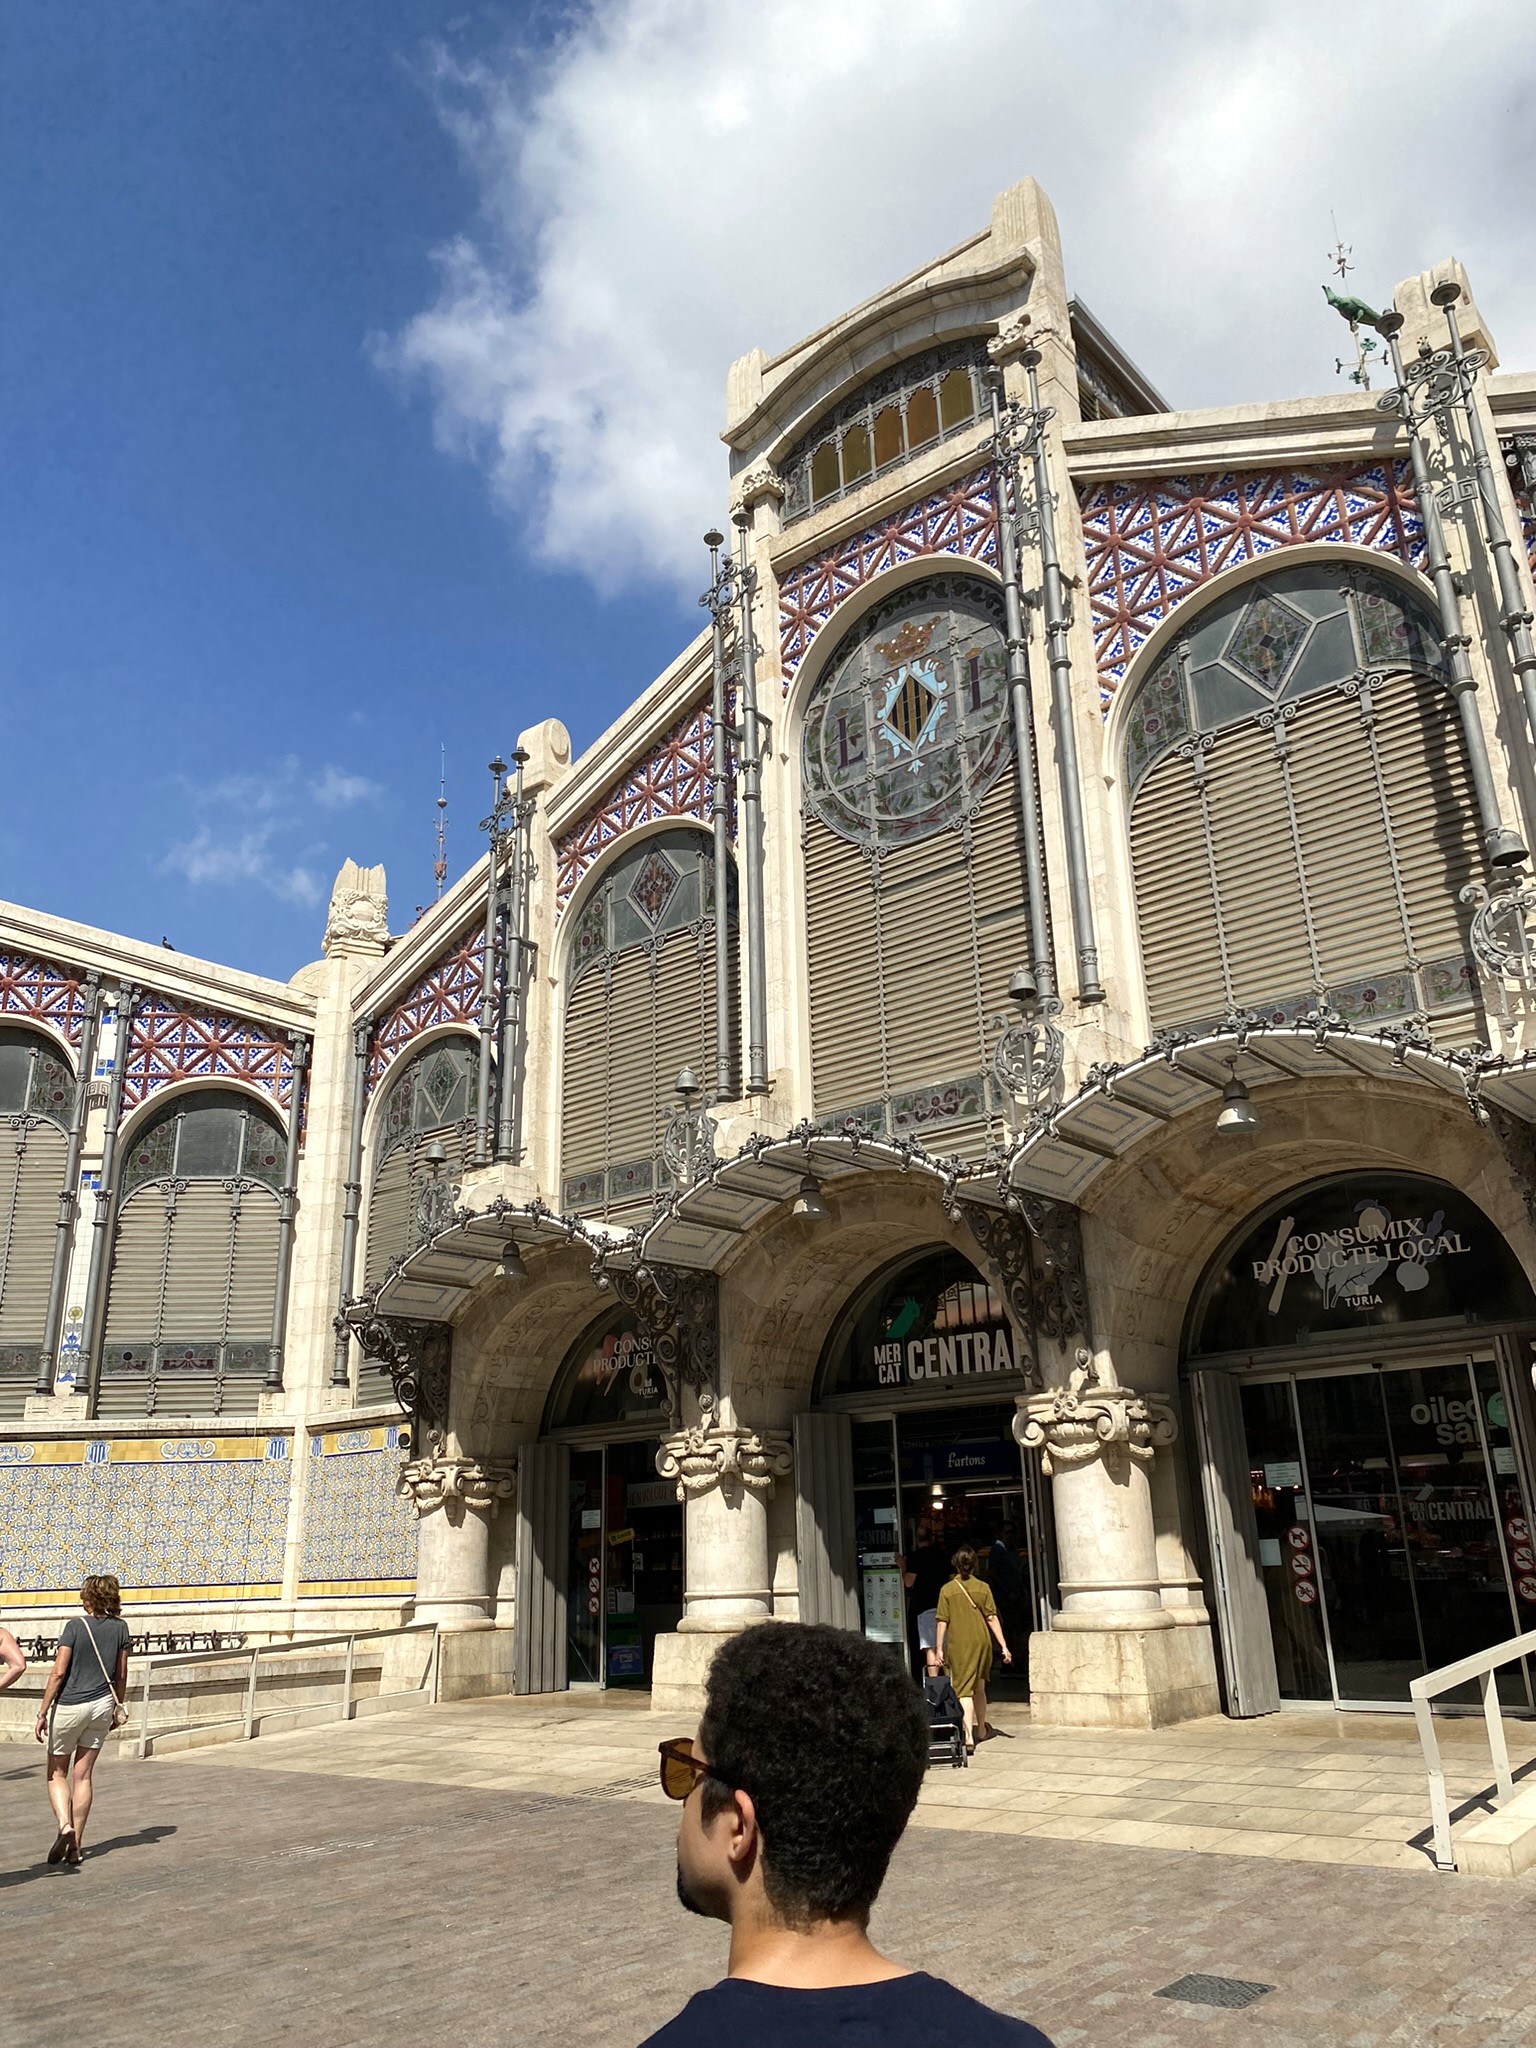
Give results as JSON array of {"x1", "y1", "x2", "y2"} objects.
[{"x1": 1323, "y1": 283, "x2": 1383, "y2": 328}]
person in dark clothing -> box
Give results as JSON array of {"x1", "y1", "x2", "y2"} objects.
[
  {"x1": 901, "y1": 1518, "x2": 953, "y2": 1678},
  {"x1": 644, "y1": 1623, "x2": 1054, "y2": 2046}
]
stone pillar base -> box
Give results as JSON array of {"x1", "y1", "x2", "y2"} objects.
[
  {"x1": 24, "y1": 1391, "x2": 88, "y2": 1421},
  {"x1": 435, "y1": 1624, "x2": 516, "y2": 1702},
  {"x1": 651, "y1": 1619, "x2": 790, "y2": 1718},
  {"x1": 1028, "y1": 1620, "x2": 1220, "y2": 1729}
]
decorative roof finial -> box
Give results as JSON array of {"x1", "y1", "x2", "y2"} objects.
[
  {"x1": 1322, "y1": 216, "x2": 1381, "y2": 391},
  {"x1": 433, "y1": 747, "x2": 448, "y2": 901}
]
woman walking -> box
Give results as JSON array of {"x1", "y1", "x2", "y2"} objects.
[
  {"x1": 34, "y1": 1574, "x2": 130, "y2": 1867},
  {"x1": 934, "y1": 1546, "x2": 1011, "y2": 1752}
]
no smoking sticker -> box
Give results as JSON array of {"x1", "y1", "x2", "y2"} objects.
[
  {"x1": 1290, "y1": 1551, "x2": 1314, "y2": 1578},
  {"x1": 1512, "y1": 1544, "x2": 1535, "y2": 1572}
]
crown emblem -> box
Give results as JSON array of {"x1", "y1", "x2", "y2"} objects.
[{"x1": 875, "y1": 618, "x2": 936, "y2": 665}]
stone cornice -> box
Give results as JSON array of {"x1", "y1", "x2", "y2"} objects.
[{"x1": 1062, "y1": 392, "x2": 1405, "y2": 485}]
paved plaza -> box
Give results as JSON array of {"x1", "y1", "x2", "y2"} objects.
[{"x1": 4, "y1": 1696, "x2": 1536, "y2": 2048}]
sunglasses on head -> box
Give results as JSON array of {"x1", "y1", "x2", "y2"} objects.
[{"x1": 658, "y1": 1736, "x2": 740, "y2": 1802}]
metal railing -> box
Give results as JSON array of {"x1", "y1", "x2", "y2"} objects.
[
  {"x1": 132, "y1": 1622, "x2": 439, "y2": 1759},
  {"x1": 1411, "y1": 1627, "x2": 1536, "y2": 1872}
]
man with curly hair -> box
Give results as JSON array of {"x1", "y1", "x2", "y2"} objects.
[{"x1": 646, "y1": 1622, "x2": 1053, "y2": 2044}]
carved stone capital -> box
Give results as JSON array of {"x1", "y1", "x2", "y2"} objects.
[
  {"x1": 986, "y1": 315, "x2": 1033, "y2": 366},
  {"x1": 398, "y1": 1455, "x2": 515, "y2": 1518},
  {"x1": 1014, "y1": 1353, "x2": 1176, "y2": 1476},
  {"x1": 323, "y1": 859, "x2": 389, "y2": 958},
  {"x1": 733, "y1": 463, "x2": 787, "y2": 510},
  {"x1": 657, "y1": 1426, "x2": 792, "y2": 1504}
]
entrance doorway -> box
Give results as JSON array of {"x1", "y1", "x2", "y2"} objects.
[
  {"x1": 1242, "y1": 1358, "x2": 1536, "y2": 1708},
  {"x1": 814, "y1": 1245, "x2": 1053, "y2": 1694},
  {"x1": 543, "y1": 1302, "x2": 683, "y2": 1692}
]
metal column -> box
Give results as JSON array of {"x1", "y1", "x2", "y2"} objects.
[
  {"x1": 703, "y1": 529, "x2": 736, "y2": 1101},
  {"x1": 496, "y1": 749, "x2": 532, "y2": 1163},
  {"x1": 35, "y1": 974, "x2": 102, "y2": 1394},
  {"x1": 331, "y1": 1020, "x2": 371, "y2": 1387},
  {"x1": 264, "y1": 1032, "x2": 310, "y2": 1391},
  {"x1": 474, "y1": 757, "x2": 510, "y2": 1167},
  {"x1": 733, "y1": 511, "x2": 770, "y2": 1095},
  {"x1": 81, "y1": 982, "x2": 138, "y2": 1416}
]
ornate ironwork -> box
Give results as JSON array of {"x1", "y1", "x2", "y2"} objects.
[
  {"x1": 348, "y1": 1313, "x2": 452, "y2": 1456},
  {"x1": 660, "y1": 1095, "x2": 718, "y2": 1188},
  {"x1": 605, "y1": 1261, "x2": 720, "y2": 1423},
  {"x1": 951, "y1": 1192, "x2": 1086, "y2": 1376},
  {"x1": 990, "y1": 996, "x2": 1064, "y2": 1115},
  {"x1": 1462, "y1": 878, "x2": 1536, "y2": 984}
]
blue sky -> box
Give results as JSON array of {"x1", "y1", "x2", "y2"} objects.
[{"x1": 4, "y1": 2, "x2": 1532, "y2": 982}]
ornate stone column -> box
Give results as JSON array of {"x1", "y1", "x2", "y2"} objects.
[
  {"x1": 650, "y1": 1424, "x2": 792, "y2": 1714},
  {"x1": 1016, "y1": 1352, "x2": 1219, "y2": 1728},
  {"x1": 401, "y1": 1454, "x2": 516, "y2": 1629}
]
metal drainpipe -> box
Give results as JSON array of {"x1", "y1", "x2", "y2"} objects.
[
  {"x1": 732, "y1": 510, "x2": 770, "y2": 1095},
  {"x1": 496, "y1": 750, "x2": 531, "y2": 1162},
  {"x1": 1380, "y1": 316, "x2": 1527, "y2": 869},
  {"x1": 331, "y1": 1020, "x2": 371, "y2": 1387},
  {"x1": 1435, "y1": 291, "x2": 1536, "y2": 765},
  {"x1": 988, "y1": 373, "x2": 1056, "y2": 1002},
  {"x1": 1022, "y1": 348, "x2": 1105, "y2": 1003},
  {"x1": 706, "y1": 530, "x2": 736, "y2": 1100},
  {"x1": 82, "y1": 981, "x2": 138, "y2": 1417},
  {"x1": 474, "y1": 761, "x2": 507, "y2": 1167},
  {"x1": 35, "y1": 974, "x2": 102, "y2": 1395},
  {"x1": 264, "y1": 1032, "x2": 310, "y2": 1391}
]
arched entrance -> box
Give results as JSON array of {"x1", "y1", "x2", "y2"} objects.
[
  {"x1": 1186, "y1": 1171, "x2": 1536, "y2": 1714},
  {"x1": 540, "y1": 1303, "x2": 683, "y2": 1690},
  {"x1": 809, "y1": 1244, "x2": 1053, "y2": 1695}
]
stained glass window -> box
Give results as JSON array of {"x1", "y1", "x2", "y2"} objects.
[
  {"x1": 1121, "y1": 564, "x2": 1445, "y2": 792},
  {"x1": 121, "y1": 1087, "x2": 287, "y2": 1194},
  {"x1": 565, "y1": 827, "x2": 731, "y2": 987},
  {"x1": 783, "y1": 339, "x2": 986, "y2": 522},
  {"x1": 377, "y1": 1037, "x2": 476, "y2": 1166},
  {"x1": 801, "y1": 575, "x2": 1011, "y2": 847},
  {"x1": 0, "y1": 1027, "x2": 74, "y2": 1127}
]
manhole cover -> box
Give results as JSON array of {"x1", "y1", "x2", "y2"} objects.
[{"x1": 1155, "y1": 1974, "x2": 1274, "y2": 2011}]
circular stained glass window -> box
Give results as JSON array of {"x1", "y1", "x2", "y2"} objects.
[{"x1": 801, "y1": 575, "x2": 1010, "y2": 846}]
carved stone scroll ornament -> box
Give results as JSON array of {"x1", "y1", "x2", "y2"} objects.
[
  {"x1": 605, "y1": 1261, "x2": 720, "y2": 1423},
  {"x1": 1015, "y1": 1350, "x2": 1176, "y2": 1477},
  {"x1": 656, "y1": 1427, "x2": 793, "y2": 1504},
  {"x1": 322, "y1": 858, "x2": 389, "y2": 959},
  {"x1": 398, "y1": 1455, "x2": 515, "y2": 1518}
]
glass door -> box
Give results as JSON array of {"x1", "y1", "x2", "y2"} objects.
[
  {"x1": 565, "y1": 1441, "x2": 684, "y2": 1689},
  {"x1": 1242, "y1": 1358, "x2": 1535, "y2": 1708}
]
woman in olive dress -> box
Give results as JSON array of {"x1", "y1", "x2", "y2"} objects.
[{"x1": 934, "y1": 1546, "x2": 1012, "y2": 1751}]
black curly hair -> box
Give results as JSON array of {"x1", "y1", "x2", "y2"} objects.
[{"x1": 697, "y1": 1622, "x2": 930, "y2": 1928}]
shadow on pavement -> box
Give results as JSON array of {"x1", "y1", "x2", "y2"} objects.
[{"x1": 0, "y1": 1824, "x2": 176, "y2": 1890}]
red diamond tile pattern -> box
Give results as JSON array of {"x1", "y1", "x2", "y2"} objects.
[
  {"x1": 123, "y1": 996, "x2": 294, "y2": 1112},
  {"x1": 368, "y1": 923, "x2": 484, "y2": 1091},
  {"x1": 555, "y1": 695, "x2": 714, "y2": 909},
  {"x1": 0, "y1": 946, "x2": 89, "y2": 1046},
  {"x1": 1079, "y1": 459, "x2": 1427, "y2": 703},
  {"x1": 777, "y1": 465, "x2": 1000, "y2": 686}
]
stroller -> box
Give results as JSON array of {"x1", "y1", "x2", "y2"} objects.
[{"x1": 923, "y1": 1671, "x2": 967, "y2": 1768}]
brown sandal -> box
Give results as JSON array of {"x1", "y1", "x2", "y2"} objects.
[{"x1": 47, "y1": 1827, "x2": 74, "y2": 1865}]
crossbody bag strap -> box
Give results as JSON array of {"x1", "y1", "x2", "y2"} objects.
[{"x1": 76, "y1": 1617, "x2": 125, "y2": 1712}]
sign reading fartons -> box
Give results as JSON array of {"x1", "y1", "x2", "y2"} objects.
[{"x1": 1190, "y1": 1173, "x2": 1535, "y2": 1356}]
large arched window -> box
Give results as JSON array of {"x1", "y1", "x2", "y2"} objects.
[
  {"x1": 101, "y1": 1087, "x2": 286, "y2": 1417},
  {"x1": 560, "y1": 827, "x2": 736, "y2": 1218},
  {"x1": 780, "y1": 340, "x2": 985, "y2": 524},
  {"x1": 1122, "y1": 562, "x2": 1483, "y2": 1037},
  {"x1": 363, "y1": 1034, "x2": 477, "y2": 1285},
  {"x1": 799, "y1": 574, "x2": 1030, "y2": 1156},
  {"x1": 0, "y1": 1027, "x2": 75, "y2": 1407}
]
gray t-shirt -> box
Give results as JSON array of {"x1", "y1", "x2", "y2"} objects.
[{"x1": 58, "y1": 1615, "x2": 131, "y2": 1704}]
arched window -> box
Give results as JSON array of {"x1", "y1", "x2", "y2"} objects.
[
  {"x1": 101, "y1": 1087, "x2": 286, "y2": 1417},
  {"x1": 0, "y1": 1027, "x2": 75, "y2": 1406},
  {"x1": 780, "y1": 340, "x2": 985, "y2": 523},
  {"x1": 1122, "y1": 563, "x2": 1483, "y2": 1037},
  {"x1": 363, "y1": 1034, "x2": 477, "y2": 1285},
  {"x1": 560, "y1": 827, "x2": 736, "y2": 1218},
  {"x1": 799, "y1": 574, "x2": 1029, "y2": 1154},
  {"x1": 542, "y1": 1304, "x2": 670, "y2": 1435}
]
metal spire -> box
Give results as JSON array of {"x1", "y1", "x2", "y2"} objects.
[{"x1": 433, "y1": 748, "x2": 448, "y2": 901}]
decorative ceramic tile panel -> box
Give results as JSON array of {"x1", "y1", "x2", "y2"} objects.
[
  {"x1": 555, "y1": 696, "x2": 715, "y2": 909},
  {"x1": 368, "y1": 924, "x2": 485, "y2": 1090},
  {"x1": 0, "y1": 947, "x2": 89, "y2": 1046},
  {"x1": 778, "y1": 464, "x2": 1000, "y2": 685},
  {"x1": 0, "y1": 1434, "x2": 291, "y2": 1602},
  {"x1": 1078, "y1": 460, "x2": 1426, "y2": 702},
  {"x1": 299, "y1": 1424, "x2": 416, "y2": 1586},
  {"x1": 123, "y1": 997, "x2": 295, "y2": 1112}
]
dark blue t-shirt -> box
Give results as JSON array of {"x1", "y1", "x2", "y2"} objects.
[{"x1": 640, "y1": 1973, "x2": 1054, "y2": 2045}]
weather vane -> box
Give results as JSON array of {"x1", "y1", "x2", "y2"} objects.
[{"x1": 1321, "y1": 216, "x2": 1381, "y2": 390}]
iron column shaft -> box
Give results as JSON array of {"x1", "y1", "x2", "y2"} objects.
[
  {"x1": 1440, "y1": 300, "x2": 1536, "y2": 761},
  {"x1": 474, "y1": 770, "x2": 504, "y2": 1166},
  {"x1": 1382, "y1": 325, "x2": 1526, "y2": 867},
  {"x1": 733, "y1": 512, "x2": 770, "y2": 1095},
  {"x1": 331, "y1": 1019, "x2": 371, "y2": 1386},
  {"x1": 988, "y1": 375, "x2": 1055, "y2": 1002},
  {"x1": 496, "y1": 756, "x2": 531, "y2": 1162},
  {"x1": 36, "y1": 975, "x2": 102, "y2": 1394},
  {"x1": 706, "y1": 539, "x2": 735, "y2": 1100},
  {"x1": 82, "y1": 982, "x2": 138, "y2": 1416},
  {"x1": 1023, "y1": 350, "x2": 1105, "y2": 1002},
  {"x1": 265, "y1": 1032, "x2": 310, "y2": 1390}
]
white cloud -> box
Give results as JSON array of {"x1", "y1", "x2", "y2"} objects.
[
  {"x1": 159, "y1": 760, "x2": 379, "y2": 909},
  {"x1": 383, "y1": 0, "x2": 1536, "y2": 599}
]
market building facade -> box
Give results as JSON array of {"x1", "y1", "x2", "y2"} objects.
[{"x1": 6, "y1": 177, "x2": 1536, "y2": 1725}]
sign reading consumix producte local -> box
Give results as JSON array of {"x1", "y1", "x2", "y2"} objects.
[{"x1": 1190, "y1": 1173, "x2": 1536, "y2": 1355}]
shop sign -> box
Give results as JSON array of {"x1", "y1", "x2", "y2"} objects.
[
  {"x1": 547, "y1": 1307, "x2": 668, "y2": 1430},
  {"x1": 870, "y1": 1323, "x2": 1020, "y2": 1388},
  {"x1": 819, "y1": 1247, "x2": 1024, "y2": 1400},
  {"x1": 1190, "y1": 1174, "x2": 1535, "y2": 1356}
]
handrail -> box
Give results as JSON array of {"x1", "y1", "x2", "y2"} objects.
[
  {"x1": 1410, "y1": 1626, "x2": 1536, "y2": 1872},
  {"x1": 133, "y1": 1622, "x2": 439, "y2": 1758}
]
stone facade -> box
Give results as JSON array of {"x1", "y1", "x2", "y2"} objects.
[{"x1": 6, "y1": 177, "x2": 1536, "y2": 1737}]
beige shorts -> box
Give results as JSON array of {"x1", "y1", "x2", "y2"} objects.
[{"x1": 48, "y1": 1695, "x2": 115, "y2": 1756}]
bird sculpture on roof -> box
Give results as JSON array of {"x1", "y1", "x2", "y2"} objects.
[{"x1": 1322, "y1": 283, "x2": 1383, "y2": 328}]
